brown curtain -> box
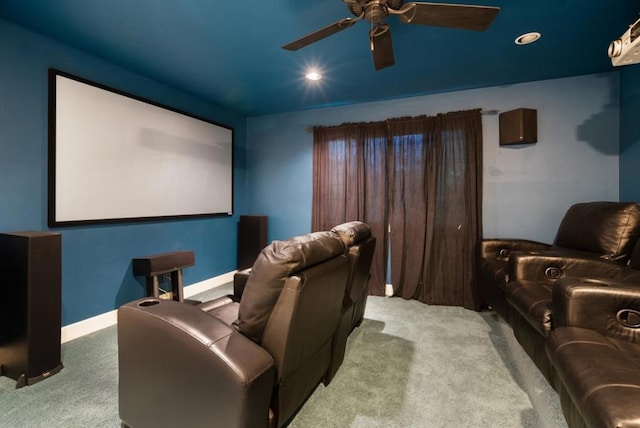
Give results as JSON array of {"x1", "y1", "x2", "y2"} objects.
[
  {"x1": 311, "y1": 109, "x2": 483, "y2": 308},
  {"x1": 388, "y1": 110, "x2": 483, "y2": 310},
  {"x1": 312, "y1": 123, "x2": 388, "y2": 295}
]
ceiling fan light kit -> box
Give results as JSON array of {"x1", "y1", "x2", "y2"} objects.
[{"x1": 282, "y1": 0, "x2": 500, "y2": 70}]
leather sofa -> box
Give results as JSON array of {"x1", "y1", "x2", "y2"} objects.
[
  {"x1": 480, "y1": 238, "x2": 552, "y2": 321},
  {"x1": 481, "y1": 201, "x2": 640, "y2": 426},
  {"x1": 480, "y1": 202, "x2": 640, "y2": 322},
  {"x1": 222, "y1": 221, "x2": 375, "y2": 386},
  {"x1": 503, "y1": 202, "x2": 640, "y2": 383},
  {"x1": 325, "y1": 222, "x2": 376, "y2": 384},
  {"x1": 506, "y1": 245, "x2": 640, "y2": 384},
  {"x1": 118, "y1": 224, "x2": 375, "y2": 428},
  {"x1": 218, "y1": 221, "x2": 375, "y2": 385},
  {"x1": 546, "y1": 276, "x2": 640, "y2": 428}
]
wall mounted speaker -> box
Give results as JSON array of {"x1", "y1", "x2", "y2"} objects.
[
  {"x1": 499, "y1": 108, "x2": 537, "y2": 145},
  {"x1": 0, "y1": 231, "x2": 63, "y2": 388}
]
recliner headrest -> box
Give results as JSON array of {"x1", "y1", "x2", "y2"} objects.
[
  {"x1": 554, "y1": 202, "x2": 640, "y2": 261},
  {"x1": 235, "y1": 231, "x2": 345, "y2": 343},
  {"x1": 331, "y1": 221, "x2": 372, "y2": 247}
]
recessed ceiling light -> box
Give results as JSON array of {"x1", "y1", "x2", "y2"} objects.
[
  {"x1": 515, "y1": 32, "x2": 541, "y2": 45},
  {"x1": 305, "y1": 70, "x2": 322, "y2": 81}
]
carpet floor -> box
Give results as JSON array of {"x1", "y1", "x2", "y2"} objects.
[{"x1": 0, "y1": 284, "x2": 566, "y2": 427}]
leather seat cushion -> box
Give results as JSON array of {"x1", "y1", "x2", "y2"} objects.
[
  {"x1": 553, "y1": 202, "x2": 640, "y2": 260},
  {"x1": 506, "y1": 280, "x2": 553, "y2": 336},
  {"x1": 547, "y1": 327, "x2": 640, "y2": 428},
  {"x1": 235, "y1": 231, "x2": 345, "y2": 343},
  {"x1": 208, "y1": 301, "x2": 240, "y2": 326}
]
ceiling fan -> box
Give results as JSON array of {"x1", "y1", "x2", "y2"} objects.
[{"x1": 282, "y1": 0, "x2": 500, "y2": 71}]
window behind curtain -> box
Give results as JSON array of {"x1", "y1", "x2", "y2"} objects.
[
  {"x1": 312, "y1": 123, "x2": 388, "y2": 295},
  {"x1": 312, "y1": 110, "x2": 482, "y2": 308}
]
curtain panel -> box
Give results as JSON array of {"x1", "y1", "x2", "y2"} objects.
[
  {"x1": 312, "y1": 123, "x2": 388, "y2": 296},
  {"x1": 312, "y1": 109, "x2": 483, "y2": 309}
]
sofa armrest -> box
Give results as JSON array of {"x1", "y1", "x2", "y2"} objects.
[
  {"x1": 118, "y1": 298, "x2": 274, "y2": 428},
  {"x1": 196, "y1": 295, "x2": 237, "y2": 313},
  {"x1": 507, "y1": 251, "x2": 625, "y2": 285},
  {"x1": 480, "y1": 239, "x2": 551, "y2": 262},
  {"x1": 552, "y1": 278, "x2": 640, "y2": 344}
]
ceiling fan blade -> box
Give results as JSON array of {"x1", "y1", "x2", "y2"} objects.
[
  {"x1": 282, "y1": 17, "x2": 360, "y2": 51},
  {"x1": 396, "y1": 2, "x2": 499, "y2": 31},
  {"x1": 370, "y1": 25, "x2": 395, "y2": 71}
]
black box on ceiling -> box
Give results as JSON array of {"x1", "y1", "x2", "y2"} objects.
[{"x1": 499, "y1": 108, "x2": 537, "y2": 145}]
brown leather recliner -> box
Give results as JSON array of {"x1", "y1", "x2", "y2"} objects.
[
  {"x1": 546, "y1": 276, "x2": 640, "y2": 428},
  {"x1": 226, "y1": 222, "x2": 376, "y2": 385},
  {"x1": 480, "y1": 202, "x2": 640, "y2": 322},
  {"x1": 231, "y1": 222, "x2": 375, "y2": 326},
  {"x1": 503, "y1": 202, "x2": 640, "y2": 383},
  {"x1": 325, "y1": 221, "x2": 376, "y2": 384},
  {"x1": 118, "y1": 230, "x2": 351, "y2": 428}
]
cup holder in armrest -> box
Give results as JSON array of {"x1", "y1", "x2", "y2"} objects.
[
  {"x1": 138, "y1": 299, "x2": 160, "y2": 307},
  {"x1": 617, "y1": 309, "x2": 640, "y2": 328},
  {"x1": 544, "y1": 267, "x2": 562, "y2": 279}
]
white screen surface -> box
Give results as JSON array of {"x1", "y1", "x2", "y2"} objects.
[{"x1": 50, "y1": 71, "x2": 233, "y2": 226}]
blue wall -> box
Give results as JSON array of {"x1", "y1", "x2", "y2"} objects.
[
  {"x1": 247, "y1": 73, "x2": 620, "y2": 245},
  {"x1": 0, "y1": 19, "x2": 247, "y2": 325},
  {"x1": 620, "y1": 66, "x2": 640, "y2": 201}
]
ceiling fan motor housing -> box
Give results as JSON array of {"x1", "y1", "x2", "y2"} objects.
[{"x1": 349, "y1": 0, "x2": 406, "y2": 22}]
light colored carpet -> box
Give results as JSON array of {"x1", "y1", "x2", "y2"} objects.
[
  {"x1": 0, "y1": 284, "x2": 566, "y2": 427},
  {"x1": 0, "y1": 321, "x2": 119, "y2": 427},
  {"x1": 291, "y1": 298, "x2": 565, "y2": 428}
]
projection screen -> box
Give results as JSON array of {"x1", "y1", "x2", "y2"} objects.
[{"x1": 48, "y1": 69, "x2": 233, "y2": 227}]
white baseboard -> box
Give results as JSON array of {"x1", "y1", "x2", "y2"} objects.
[
  {"x1": 183, "y1": 270, "x2": 236, "y2": 299},
  {"x1": 61, "y1": 309, "x2": 118, "y2": 345},
  {"x1": 60, "y1": 270, "x2": 236, "y2": 343}
]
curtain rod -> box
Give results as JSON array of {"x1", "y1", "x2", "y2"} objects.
[{"x1": 305, "y1": 109, "x2": 499, "y2": 133}]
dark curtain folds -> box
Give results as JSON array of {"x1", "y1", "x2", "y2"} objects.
[
  {"x1": 388, "y1": 110, "x2": 483, "y2": 310},
  {"x1": 312, "y1": 123, "x2": 388, "y2": 295},
  {"x1": 312, "y1": 109, "x2": 483, "y2": 309}
]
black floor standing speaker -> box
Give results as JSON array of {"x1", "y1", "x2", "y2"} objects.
[
  {"x1": 0, "y1": 231, "x2": 63, "y2": 388},
  {"x1": 237, "y1": 215, "x2": 268, "y2": 270}
]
